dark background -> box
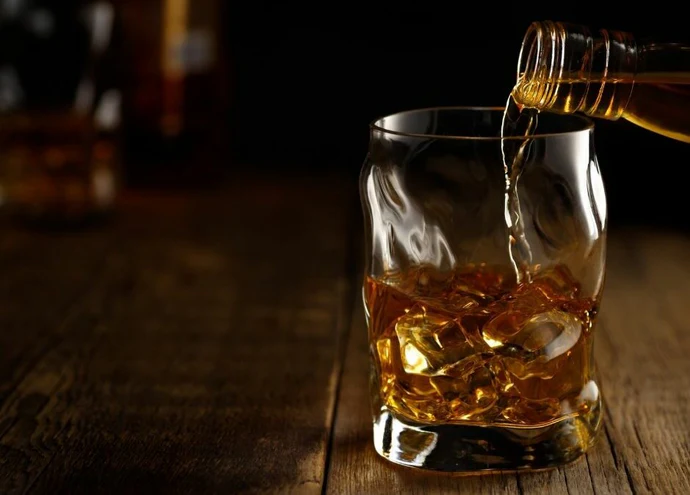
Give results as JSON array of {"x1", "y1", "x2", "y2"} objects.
[
  {"x1": 226, "y1": 5, "x2": 689, "y2": 230},
  {"x1": 1, "y1": 2, "x2": 687, "y2": 229}
]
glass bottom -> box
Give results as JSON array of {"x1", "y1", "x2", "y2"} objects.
[{"x1": 372, "y1": 399, "x2": 603, "y2": 473}]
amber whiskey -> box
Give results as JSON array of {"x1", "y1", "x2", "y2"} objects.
[{"x1": 365, "y1": 264, "x2": 600, "y2": 427}]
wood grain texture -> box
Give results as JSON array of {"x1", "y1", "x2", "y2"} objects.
[
  {"x1": 0, "y1": 176, "x2": 688, "y2": 495},
  {"x1": 326, "y1": 228, "x2": 690, "y2": 495},
  {"x1": 0, "y1": 177, "x2": 357, "y2": 494}
]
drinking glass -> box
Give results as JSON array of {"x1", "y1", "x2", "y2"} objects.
[
  {"x1": 0, "y1": 1, "x2": 121, "y2": 225},
  {"x1": 360, "y1": 107, "x2": 606, "y2": 472}
]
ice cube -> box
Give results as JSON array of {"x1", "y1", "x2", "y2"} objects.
[
  {"x1": 495, "y1": 309, "x2": 582, "y2": 381},
  {"x1": 440, "y1": 293, "x2": 479, "y2": 313},
  {"x1": 492, "y1": 309, "x2": 586, "y2": 401},
  {"x1": 430, "y1": 356, "x2": 499, "y2": 419},
  {"x1": 481, "y1": 285, "x2": 556, "y2": 348},
  {"x1": 512, "y1": 310, "x2": 582, "y2": 361},
  {"x1": 395, "y1": 306, "x2": 476, "y2": 376},
  {"x1": 376, "y1": 338, "x2": 396, "y2": 386},
  {"x1": 419, "y1": 292, "x2": 479, "y2": 317}
]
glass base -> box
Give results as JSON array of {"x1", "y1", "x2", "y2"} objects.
[{"x1": 372, "y1": 401, "x2": 603, "y2": 473}]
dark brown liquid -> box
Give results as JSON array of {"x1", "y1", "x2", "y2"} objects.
[{"x1": 366, "y1": 264, "x2": 599, "y2": 426}]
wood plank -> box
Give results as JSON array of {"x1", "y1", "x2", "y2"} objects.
[
  {"x1": 326, "y1": 228, "x2": 690, "y2": 494},
  {"x1": 593, "y1": 228, "x2": 690, "y2": 494},
  {"x1": 0, "y1": 176, "x2": 357, "y2": 494},
  {"x1": 0, "y1": 229, "x2": 115, "y2": 409}
]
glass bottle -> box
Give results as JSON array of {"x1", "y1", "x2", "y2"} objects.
[
  {"x1": 117, "y1": 0, "x2": 230, "y2": 187},
  {"x1": 513, "y1": 20, "x2": 690, "y2": 143}
]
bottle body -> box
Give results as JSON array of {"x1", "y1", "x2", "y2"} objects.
[
  {"x1": 514, "y1": 21, "x2": 690, "y2": 143},
  {"x1": 118, "y1": 0, "x2": 230, "y2": 187}
]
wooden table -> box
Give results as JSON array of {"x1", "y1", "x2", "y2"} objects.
[{"x1": 0, "y1": 176, "x2": 688, "y2": 494}]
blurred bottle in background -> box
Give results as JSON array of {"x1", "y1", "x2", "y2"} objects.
[
  {"x1": 0, "y1": 0, "x2": 122, "y2": 226},
  {"x1": 118, "y1": 0, "x2": 230, "y2": 188}
]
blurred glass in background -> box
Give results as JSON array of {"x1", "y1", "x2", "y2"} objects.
[
  {"x1": 0, "y1": 0, "x2": 121, "y2": 225},
  {"x1": 0, "y1": 0, "x2": 230, "y2": 228}
]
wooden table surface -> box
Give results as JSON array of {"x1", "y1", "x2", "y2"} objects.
[{"x1": 0, "y1": 176, "x2": 688, "y2": 494}]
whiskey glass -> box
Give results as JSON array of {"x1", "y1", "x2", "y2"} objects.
[
  {"x1": 360, "y1": 107, "x2": 606, "y2": 472},
  {"x1": 0, "y1": 1, "x2": 121, "y2": 225}
]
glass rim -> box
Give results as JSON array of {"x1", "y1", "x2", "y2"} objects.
[{"x1": 370, "y1": 106, "x2": 595, "y2": 141}]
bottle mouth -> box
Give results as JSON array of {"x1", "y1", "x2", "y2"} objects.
[
  {"x1": 517, "y1": 22, "x2": 545, "y2": 83},
  {"x1": 515, "y1": 21, "x2": 637, "y2": 119},
  {"x1": 515, "y1": 21, "x2": 574, "y2": 109}
]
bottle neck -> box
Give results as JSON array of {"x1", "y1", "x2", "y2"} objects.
[{"x1": 514, "y1": 21, "x2": 638, "y2": 120}]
